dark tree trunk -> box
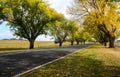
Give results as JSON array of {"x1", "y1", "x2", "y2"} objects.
[
  {"x1": 29, "y1": 39, "x2": 35, "y2": 49},
  {"x1": 81, "y1": 42, "x2": 82, "y2": 44},
  {"x1": 77, "y1": 41, "x2": 79, "y2": 45},
  {"x1": 100, "y1": 42, "x2": 104, "y2": 45},
  {"x1": 71, "y1": 41, "x2": 74, "y2": 45},
  {"x1": 84, "y1": 40, "x2": 86, "y2": 44},
  {"x1": 109, "y1": 36, "x2": 115, "y2": 48},
  {"x1": 104, "y1": 42, "x2": 107, "y2": 46},
  {"x1": 59, "y1": 42, "x2": 62, "y2": 47}
]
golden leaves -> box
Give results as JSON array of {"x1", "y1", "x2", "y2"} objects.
[{"x1": 2, "y1": 7, "x2": 14, "y2": 20}]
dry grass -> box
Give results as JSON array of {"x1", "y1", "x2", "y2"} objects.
[
  {"x1": 95, "y1": 46, "x2": 120, "y2": 66},
  {"x1": 0, "y1": 40, "x2": 29, "y2": 48},
  {"x1": 0, "y1": 40, "x2": 70, "y2": 52},
  {"x1": 21, "y1": 45, "x2": 120, "y2": 77}
]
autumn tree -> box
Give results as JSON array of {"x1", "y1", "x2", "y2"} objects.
[
  {"x1": 0, "y1": 1, "x2": 6, "y2": 22},
  {"x1": 89, "y1": 26, "x2": 109, "y2": 46},
  {"x1": 1, "y1": 0, "x2": 60, "y2": 49},
  {"x1": 69, "y1": 0, "x2": 120, "y2": 48},
  {"x1": 82, "y1": 31, "x2": 92, "y2": 44},
  {"x1": 49, "y1": 19, "x2": 72, "y2": 47},
  {"x1": 66, "y1": 21, "x2": 79, "y2": 45},
  {"x1": 74, "y1": 29, "x2": 92, "y2": 45},
  {"x1": 74, "y1": 30, "x2": 81, "y2": 45},
  {"x1": 83, "y1": 20, "x2": 109, "y2": 46}
]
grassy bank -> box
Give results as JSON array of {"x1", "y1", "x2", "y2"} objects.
[
  {"x1": 21, "y1": 45, "x2": 120, "y2": 77},
  {"x1": 0, "y1": 40, "x2": 70, "y2": 52}
]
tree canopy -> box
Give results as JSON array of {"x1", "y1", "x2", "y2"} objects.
[
  {"x1": 66, "y1": 20, "x2": 79, "y2": 45},
  {"x1": 1, "y1": 0, "x2": 61, "y2": 49},
  {"x1": 69, "y1": 0, "x2": 120, "y2": 48},
  {"x1": 49, "y1": 18, "x2": 72, "y2": 46}
]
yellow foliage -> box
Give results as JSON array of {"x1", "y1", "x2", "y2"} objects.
[
  {"x1": 84, "y1": 0, "x2": 120, "y2": 38},
  {"x1": 2, "y1": 7, "x2": 14, "y2": 20}
]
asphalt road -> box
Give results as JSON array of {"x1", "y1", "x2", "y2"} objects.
[{"x1": 0, "y1": 44, "x2": 93, "y2": 77}]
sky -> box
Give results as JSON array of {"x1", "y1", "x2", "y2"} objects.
[{"x1": 0, "y1": 0, "x2": 73, "y2": 41}]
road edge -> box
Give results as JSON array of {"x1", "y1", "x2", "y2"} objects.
[{"x1": 13, "y1": 48, "x2": 84, "y2": 77}]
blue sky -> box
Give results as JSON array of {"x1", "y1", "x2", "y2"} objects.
[{"x1": 0, "y1": 0, "x2": 73, "y2": 41}]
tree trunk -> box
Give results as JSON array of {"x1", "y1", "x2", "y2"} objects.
[
  {"x1": 29, "y1": 39, "x2": 35, "y2": 49},
  {"x1": 71, "y1": 41, "x2": 74, "y2": 45},
  {"x1": 100, "y1": 42, "x2": 104, "y2": 45},
  {"x1": 77, "y1": 41, "x2": 79, "y2": 45},
  {"x1": 84, "y1": 40, "x2": 86, "y2": 44},
  {"x1": 59, "y1": 42, "x2": 62, "y2": 47},
  {"x1": 109, "y1": 36, "x2": 115, "y2": 48},
  {"x1": 104, "y1": 42, "x2": 107, "y2": 46},
  {"x1": 81, "y1": 42, "x2": 82, "y2": 44}
]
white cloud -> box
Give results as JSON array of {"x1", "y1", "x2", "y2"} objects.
[
  {"x1": 0, "y1": 31, "x2": 16, "y2": 39},
  {"x1": 36, "y1": 35, "x2": 54, "y2": 41},
  {"x1": 49, "y1": 0, "x2": 73, "y2": 18}
]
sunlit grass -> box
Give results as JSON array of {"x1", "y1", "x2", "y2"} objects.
[
  {"x1": 0, "y1": 40, "x2": 70, "y2": 52},
  {"x1": 21, "y1": 45, "x2": 120, "y2": 77}
]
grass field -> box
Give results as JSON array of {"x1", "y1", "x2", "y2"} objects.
[
  {"x1": 0, "y1": 40, "x2": 70, "y2": 52},
  {"x1": 21, "y1": 45, "x2": 120, "y2": 77}
]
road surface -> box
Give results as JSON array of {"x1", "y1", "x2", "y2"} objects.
[{"x1": 0, "y1": 44, "x2": 93, "y2": 77}]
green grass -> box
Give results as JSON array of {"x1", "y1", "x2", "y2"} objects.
[
  {"x1": 0, "y1": 40, "x2": 70, "y2": 52},
  {"x1": 21, "y1": 45, "x2": 120, "y2": 77}
]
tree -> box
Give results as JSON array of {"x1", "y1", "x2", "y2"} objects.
[
  {"x1": 66, "y1": 21, "x2": 79, "y2": 45},
  {"x1": 74, "y1": 29, "x2": 92, "y2": 45},
  {"x1": 82, "y1": 31, "x2": 92, "y2": 44},
  {"x1": 2, "y1": 0, "x2": 59, "y2": 49},
  {"x1": 49, "y1": 19, "x2": 72, "y2": 47},
  {"x1": 74, "y1": 30, "x2": 82, "y2": 45},
  {"x1": 83, "y1": 19, "x2": 109, "y2": 46},
  {"x1": 69, "y1": 0, "x2": 120, "y2": 48},
  {"x1": 92, "y1": 29, "x2": 109, "y2": 46},
  {"x1": 84, "y1": 0, "x2": 120, "y2": 48},
  {"x1": 0, "y1": 1, "x2": 6, "y2": 23}
]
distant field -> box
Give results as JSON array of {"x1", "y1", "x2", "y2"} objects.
[
  {"x1": 115, "y1": 42, "x2": 120, "y2": 47},
  {"x1": 0, "y1": 40, "x2": 70, "y2": 51}
]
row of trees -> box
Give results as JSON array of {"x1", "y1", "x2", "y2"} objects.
[
  {"x1": 1, "y1": 0, "x2": 119, "y2": 49},
  {"x1": 49, "y1": 19, "x2": 92, "y2": 46},
  {"x1": 0, "y1": 0, "x2": 92, "y2": 49},
  {"x1": 69, "y1": 0, "x2": 120, "y2": 48}
]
